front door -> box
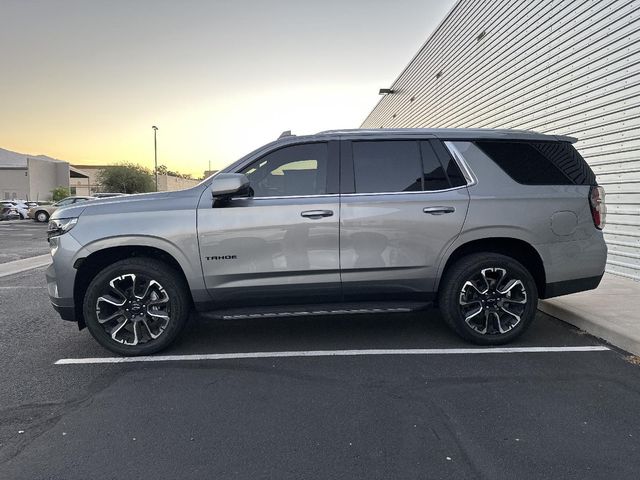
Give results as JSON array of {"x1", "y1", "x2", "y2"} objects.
[
  {"x1": 197, "y1": 141, "x2": 341, "y2": 307},
  {"x1": 339, "y1": 138, "x2": 470, "y2": 301}
]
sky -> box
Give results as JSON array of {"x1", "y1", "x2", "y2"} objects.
[{"x1": 0, "y1": 0, "x2": 456, "y2": 177}]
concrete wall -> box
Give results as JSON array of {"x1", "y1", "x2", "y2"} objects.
[
  {"x1": 27, "y1": 158, "x2": 69, "y2": 201},
  {"x1": 70, "y1": 166, "x2": 103, "y2": 193},
  {"x1": 157, "y1": 174, "x2": 199, "y2": 191},
  {"x1": 0, "y1": 169, "x2": 29, "y2": 200},
  {"x1": 362, "y1": 0, "x2": 640, "y2": 281},
  {"x1": 69, "y1": 177, "x2": 91, "y2": 196}
]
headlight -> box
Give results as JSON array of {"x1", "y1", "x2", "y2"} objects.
[{"x1": 47, "y1": 217, "x2": 78, "y2": 239}]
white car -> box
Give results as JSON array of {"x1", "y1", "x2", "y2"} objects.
[{"x1": 10, "y1": 201, "x2": 30, "y2": 219}]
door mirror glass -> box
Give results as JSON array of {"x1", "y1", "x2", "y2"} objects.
[{"x1": 209, "y1": 173, "x2": 251, "y2": 197}]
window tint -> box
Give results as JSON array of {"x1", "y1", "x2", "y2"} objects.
[
  {"x1": 420, "y1": 141, "x2": 450, "y2": 191},
  {"x1": 531, "y1": 142, "x2": 596, "y2": 185},
  {"x1": 241, "y1": 143, "x2": 328, "y2": 197},
  {"x1": 56, "y1": 198, "x2": 74, "y2": 206},
  {"x1": 352, "y1": 141, "x2": 422, "y2": 193},
  {"x1": 475, "y1": 141, "x2": 573, "y2": 185},
  {"x1": 430, "y1": 140, "x2": 466, "y2": 187}
]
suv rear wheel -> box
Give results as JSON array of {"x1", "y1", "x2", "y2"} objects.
[
  {"x1": 438, "y1": 253, "x2": 538, "y2": 345},
  {"x1": 83, "y1": 257, "x2": 190, "y2": 356}
]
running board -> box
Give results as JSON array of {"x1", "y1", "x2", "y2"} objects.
[{"x1": 199, "y1": 302, "x2": 432, "y2": 321}]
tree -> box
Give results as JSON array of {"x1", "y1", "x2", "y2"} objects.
[
  {"x1": 97, "y1": 163, "x2": 155, "y2": 194},
  {"x1": 51, "y1": 186, "x2": 69, "y2": 202}
]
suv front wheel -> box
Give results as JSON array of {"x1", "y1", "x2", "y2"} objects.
[
  {"x1": 83, "y1": 257, "x2": 190, "y2": 356},
  {"x1": 438, "y1": 253, "x2": 538, "y2": 345}
]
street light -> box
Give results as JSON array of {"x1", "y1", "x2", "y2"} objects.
[{"x1": 152, "y1": 126, "x2": 158, "y2": 191}]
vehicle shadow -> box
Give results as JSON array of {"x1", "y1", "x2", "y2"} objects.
[{"x1": 169, "y1": 308, "x2": 595, "y2": 355}]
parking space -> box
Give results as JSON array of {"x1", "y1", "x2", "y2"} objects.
[
  {"x1": 1, "y1": 266, "x2": 639, "y2": 479},
  {"x1": 0, "y1": 220, "x2": 48, "y2": 264}
]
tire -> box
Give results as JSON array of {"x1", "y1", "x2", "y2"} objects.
[
  {"x1": 83, "y1": 257, "x2": 191, "y2": 356},
  {"x1": 35, "y1": 211, "x2": 49, "y2": 222},
  {"x1": 438, "y1": 253, "x2": 538, "y2": 345}
]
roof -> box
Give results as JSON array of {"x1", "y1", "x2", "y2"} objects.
[
  {"x1": 0, "y1": 147, "x2": 67, "y2": 168},
  {"x1": 69, "y1": 166, "x2": 90, "y2": 178},
  {"x1": 314, "y1": 128, "x2": 577, "y2": 143}
]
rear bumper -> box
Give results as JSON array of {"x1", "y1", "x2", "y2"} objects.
[{"x1": 542, "y1": 273, "x2": 604, "y2": 299}]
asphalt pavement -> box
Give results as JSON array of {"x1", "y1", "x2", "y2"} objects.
[
  {"x1": 0, "y1": 220, "x2": 49, "y2": 263},
  {"x1": 1, "y1": 265, "x2": 639, "y2": 479}
]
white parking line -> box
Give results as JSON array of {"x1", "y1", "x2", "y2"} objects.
[{"x1": 55, "y1": 345, "x2": 610, "y2": 365}]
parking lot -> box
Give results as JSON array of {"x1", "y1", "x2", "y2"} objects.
[
  {"x1": 1, "y1": 255, "x2": 640, "y2": 479},
  {"x1": 0, "y1": 220, "x2": 48, "y2": 264}
]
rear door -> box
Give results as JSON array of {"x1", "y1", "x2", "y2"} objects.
[
  {"x1": 197, "y1": 141, "x2": 341, "y2": 306},
  {"x1": 339, "y1": 138, "x2": 470, "y2": 300}
]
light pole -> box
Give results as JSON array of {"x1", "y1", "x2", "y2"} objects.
[{"x1": 152, "y1": 126, "x2": 158, "y2": 191}]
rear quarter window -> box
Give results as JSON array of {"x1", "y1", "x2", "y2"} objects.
[{"x1": 475, "y1": 141, "x2": 596, "y2": 186}]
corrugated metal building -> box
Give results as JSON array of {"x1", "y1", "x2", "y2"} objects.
[{"x1": 362, "y1": 0, "x2": 640, "y2": 281}]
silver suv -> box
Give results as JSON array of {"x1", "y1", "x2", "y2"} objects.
[{"x1": 46, "y1": 129, "x2": 607, "y2": 355}]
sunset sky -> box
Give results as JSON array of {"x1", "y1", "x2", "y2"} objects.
[{"x1": 0, "y1": 0, "x2": 455, "y2": 177}]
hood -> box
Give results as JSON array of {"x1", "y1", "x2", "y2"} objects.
[{"x1": 51, "y1": 186, "x2": 207, "y2": 221}]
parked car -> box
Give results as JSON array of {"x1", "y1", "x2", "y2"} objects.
[
  {"x1": 1, "y1": 203, "x2": 21, "y2": 221},
  {"x1": 93, "y1": 193, "x2": 128, "y2": 198},
  {"x1": 8, "y1": 201, "x2": 30, "y2": 219},
  {"x1": 46, "y1": 128, "x2": 607, "y2": 355},
  {"x1": 29, "y1": 196, "x2": 95, "y2": 223}
]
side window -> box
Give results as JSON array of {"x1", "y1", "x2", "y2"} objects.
[
  {"x1": 430, "y1": 140, "x2": 466, "y2": 187},
  {"x1": 475, "y1": 141, "x2": 573, "y2": 185},
  {"x1": 57, "y1": 198, "x2": 74, "y2": 206},
  {"x1": 419, "y1": 141, "x2": 450, "y2": 191},
  {"x1": 241, "y1": 143, "x2": 328, "y2": 197},
  {"x1": 352, "y1": 141, "x2": 422, "y2": 193}
]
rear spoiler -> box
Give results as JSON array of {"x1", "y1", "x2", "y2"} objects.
[{"x1": 555, "y1": 135, "x2": 578, "y2": 144}]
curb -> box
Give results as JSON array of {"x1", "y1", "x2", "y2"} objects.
[
  {"x1": 0, "y1": 254, "x2": 51, "y2": 278},
  {"x1": 538, "y1": 301, "x2": 640, "y2": 357}
]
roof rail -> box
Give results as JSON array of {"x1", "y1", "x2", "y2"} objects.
[{"x1": 278, "y1": 130, "x2": 294, "y2": 139}]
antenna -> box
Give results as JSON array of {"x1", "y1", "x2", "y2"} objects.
[{"x1": 278, "y1": 130, "x2": 293, "y2": 139}]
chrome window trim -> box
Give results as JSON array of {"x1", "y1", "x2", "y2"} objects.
[
  {"x1": 233, "y1": 194, "x2": 339, "y2": 201},
  {"x1": 444, "y1": 141, "x2": 477, "y2": 187},
  {"x1": 340, "y1": 185, "x2": 468, "y2": 197}
]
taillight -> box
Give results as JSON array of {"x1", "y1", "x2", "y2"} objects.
[{"x1": 589, "y1": 185, "x2": 606, "y2": 230}]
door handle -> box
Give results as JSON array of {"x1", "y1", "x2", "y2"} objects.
[
  {"x1": 301, "y1": 209, "x2": 334, "y2": 219},
  {"x1": 423, "y1": 206, "x2": 455, "y2": 215}
]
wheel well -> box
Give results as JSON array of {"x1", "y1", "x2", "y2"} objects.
[
  {"x1": 73, "y1": 246, "x2": 192, "y2": 329},
  {"x1": 440, "y1": 238, "x2": 546, "y2": 296}
]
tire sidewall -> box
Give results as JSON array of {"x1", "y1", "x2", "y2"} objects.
[
  {"x1": 439, "y1": 253, "x2": 538, "y2": 345},
  {"x1": 83, "y1": 258, "x2": 189, "y2": 356},
  {"x1": 36, "y1": 211, "x2": 49, "y2": 222}
]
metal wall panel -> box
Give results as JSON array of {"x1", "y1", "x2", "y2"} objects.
[{"x1": 362, "y1": 0, "x2": 640, "y2": 281}]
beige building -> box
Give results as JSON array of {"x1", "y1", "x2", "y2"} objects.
[
  {"x1": 0, "y1": 146, "x2": 197, "y2": 201},
  {"x1": 0, "y1": 147, "x2": 89, "y2": 201},
  {"x1": 72, "y1": 165, "x2": 200, "y2": 193}
]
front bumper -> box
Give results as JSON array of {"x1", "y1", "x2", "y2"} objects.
[
  {"x1": 46, "y1": 232, "x2": 89, "y2": 324},
  {"x1": 46, "y1": 262, "x2": 77, "y2": 322}
]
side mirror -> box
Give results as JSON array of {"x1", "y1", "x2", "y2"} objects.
[{"x1": 209, "y1": 173, "x2": 250, "y2": 197}]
